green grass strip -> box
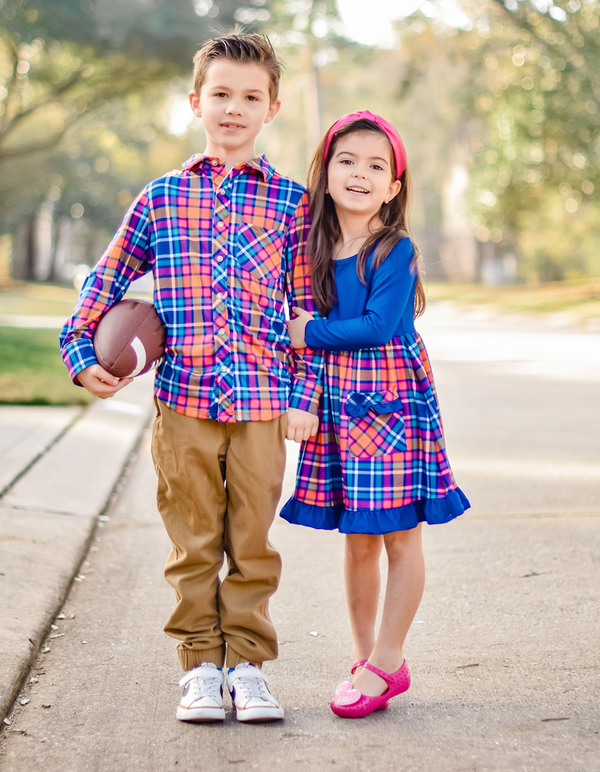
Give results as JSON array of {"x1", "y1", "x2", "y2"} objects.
[{"x1": 0, "y1": 327, "x2": 93, "y2": 406}]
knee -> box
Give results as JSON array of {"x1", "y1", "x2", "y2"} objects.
[
  {"x1": 346, "y1": 534, "x2": 382, "y2": 564},
  {"x1": 384, "y1": 527, "x2": 423, "y2": 564}
]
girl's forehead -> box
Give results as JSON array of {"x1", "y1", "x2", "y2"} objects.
[{"x1": 332, "y1": 131, "x2": 393, "y2": 158}]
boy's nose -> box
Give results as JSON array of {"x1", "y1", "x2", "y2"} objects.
[{"x1": 225, "y1": 99, "x2": 243, "y2": 115}]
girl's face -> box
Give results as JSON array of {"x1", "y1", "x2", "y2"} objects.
[{"x1": 326, "y1": 131, "x2": 401, "y2": 221}]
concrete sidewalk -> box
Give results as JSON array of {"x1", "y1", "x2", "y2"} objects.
[{"x1": 0, "y1": 374, "x2": 154, "y2": 721}]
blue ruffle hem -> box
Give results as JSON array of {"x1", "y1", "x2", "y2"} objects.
[{"x1": 279, "y1": 487, "x2": 470, "y2": 535}]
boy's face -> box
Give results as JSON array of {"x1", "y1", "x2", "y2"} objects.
[{"x1": 189, "y1": 60, "x2": 280, "y2": 166}]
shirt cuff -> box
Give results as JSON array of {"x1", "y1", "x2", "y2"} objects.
[
  {"x1": 62, "y1": 338, "x2": 99, "y2": 384},
  {"x1": 289, "y1": 378, "x2": 322, "y2": 415}
]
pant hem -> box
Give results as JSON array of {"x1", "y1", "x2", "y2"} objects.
[
  {"x1": 178, "y1": 645, "x2": 225, "y2": 671},
  {"x1": 225, "y1": 647, "x2": 264, "y2": 669}
]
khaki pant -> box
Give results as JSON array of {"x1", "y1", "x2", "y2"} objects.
[{"x1": 151, "y1": 399, "x2": 286, "y2": 670}]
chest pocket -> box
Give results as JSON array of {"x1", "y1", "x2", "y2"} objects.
[
  {"x1": 345, "y1": 390, "x2": 407, "y2": 458},
  {"x1": 235, "y1": 223, "x2": 286, "y2": 283}
]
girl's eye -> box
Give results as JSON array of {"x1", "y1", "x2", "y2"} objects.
[
  {"x1": 340, "y1": 158, "x2": 353, "y2": 165},
  {"x1": 372, "y1": 164, "x2": 384, "y2": 171}
]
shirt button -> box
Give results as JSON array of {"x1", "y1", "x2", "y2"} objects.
[
  {"x1": 217, "y1": 255, "x2": 223, "y2": 263},
  {"x1": 212, "y1": 159, "x2": 218, "y2": 166},
  {"x1": 216, "y1": 221, "x2": 224, "y2": 230},
  {"x1": 219, "y1": 329, "x2": 226, "y2": 337},
  {"x1": 216, "y1": 293, "x2": 224, "y2": 300},
  {"x1": 220, "y1": 365, "x2": 227, "y2": 373}
]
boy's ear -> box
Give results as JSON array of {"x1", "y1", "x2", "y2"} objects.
[
  {"x1": 189, "y1": 90, "x2": 201, "y2": 118},
  {"x1": 264, "y1": 99, "x2": 281, "y2": 126}
]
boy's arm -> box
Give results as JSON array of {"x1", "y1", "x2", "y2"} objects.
[
  {"x1": 60, "y1": 189, "x2": 153, "y2": 387},
  {"x1": 284, "y1": 192, "x2": 324, "y2": 436}
]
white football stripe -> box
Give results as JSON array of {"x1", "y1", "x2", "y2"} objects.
[{"x1": 129, "y1": 336, "x2": 147, "y2": 377}]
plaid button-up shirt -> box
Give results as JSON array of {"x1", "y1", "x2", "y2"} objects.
[{"x1": 60, "y1": 153, "x2": 323, "y2": 421}]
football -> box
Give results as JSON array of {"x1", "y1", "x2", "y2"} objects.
[{"x1": 93, "y1": 298, "x2": 166, "y2": 378}]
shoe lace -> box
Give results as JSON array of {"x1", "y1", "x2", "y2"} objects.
[
  {"x1": 236, "y1": 675, "x2": 268, "y2": 701},
  {"x1": 190, "y1": 672, "x2": 221, "y2": 700}
]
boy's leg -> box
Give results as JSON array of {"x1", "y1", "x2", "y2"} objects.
[
  {"x1": 219, "y1": 416, "x2": 287, "y2": 668},
  {"x1": 151, "y1": 399, "x2": 228, "y2": 670}
]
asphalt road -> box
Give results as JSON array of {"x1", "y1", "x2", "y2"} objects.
[{"x1": 1, "y1": 306, "x2": 599, "y2": 772}]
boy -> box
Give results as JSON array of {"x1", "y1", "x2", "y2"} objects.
[{"x1": 60, "y1": 32, "x2": 321, "y2": 723}]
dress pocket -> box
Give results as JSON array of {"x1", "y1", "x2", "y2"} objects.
[
  {"x1": 235, "y1": 223, "x2": 286, "y2": 283},
  {"x1": 345, "y1": 390, "x2": 407, "y2": 458}
]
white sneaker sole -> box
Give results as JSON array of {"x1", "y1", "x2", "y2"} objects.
[
  {"x1": 234, "y1": 705, "x2": 285, "y2": 722},
  {"x1": 176, "y1": 705, "x2": 225, "y2": 722}
]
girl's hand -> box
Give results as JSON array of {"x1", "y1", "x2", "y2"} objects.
[{"x1": 288, "y1": 307, "x2": 314, "y2": 349}]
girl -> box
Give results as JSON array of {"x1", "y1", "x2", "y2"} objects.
[{"x1": 282, "y1": 110, "x2": 470, "y2": 719}]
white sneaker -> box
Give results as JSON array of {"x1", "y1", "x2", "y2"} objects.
[
  {"x1": 176, "y1": 663, "x2": 225, "y2": 722},
  {"x1": 226, "y1": 663, "x2": 284, "y2": 722}
]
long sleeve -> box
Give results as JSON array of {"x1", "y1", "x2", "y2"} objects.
[
  {"x1": 304, "y1": 238, "x2": 415, "y2": 352},
  {"x1": 60, "y1": 189, "x2": 152, "y2": 382},
  {"x1": 284, "y1": 192, "x2": 324, "y2": 414}
]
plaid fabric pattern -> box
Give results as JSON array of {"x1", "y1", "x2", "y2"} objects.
[
  {"x1": 60, "y1": 154, "x2": 323, "y2": 421},
  {"x1": 293, "y1": 332, "x2": 458, "y2": 511}
]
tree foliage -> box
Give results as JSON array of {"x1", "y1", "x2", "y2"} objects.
[
  {"x1": 461, "y1": 0, "x2": 600, "y2": 278},
  {"x1": 0, "y1": 0, "x2": 276, "y2": 274}
]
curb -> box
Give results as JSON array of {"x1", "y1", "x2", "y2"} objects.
[{"x1": 0, "y1": 375, "x2": 154, "y2": 722}]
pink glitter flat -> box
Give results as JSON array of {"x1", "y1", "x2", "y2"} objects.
[{"x1": 330, "y1": 660, "x2": 410, "y2": 719}]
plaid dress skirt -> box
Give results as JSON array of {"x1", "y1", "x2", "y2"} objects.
[{"x1": 280, "y1": 331, "x2": 469, "y2": 534}]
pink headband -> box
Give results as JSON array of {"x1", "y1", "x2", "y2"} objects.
[{"x1": 323, "y1": 110, "x2": 407, "y2": 179}]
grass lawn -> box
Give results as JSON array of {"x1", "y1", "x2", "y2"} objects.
[
  {"x1": 426, "y1": 277, "x2": 600, "y2": 321},
  {"x1": 0, "y1": 282, "x2": 80, "y2": 317},
  {"x1": 0, "y1": 326, "x2": 93, "y2": 406}
]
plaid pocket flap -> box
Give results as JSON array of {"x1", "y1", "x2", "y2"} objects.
[{"x1": 346, "y1": 390, "x2": 403, "y2": 419}]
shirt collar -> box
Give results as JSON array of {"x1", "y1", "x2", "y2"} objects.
[{"x1": 182, "y1": 153, "x2": 275, "y2": 182}]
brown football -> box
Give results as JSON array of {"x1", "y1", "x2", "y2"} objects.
[{"x1": 93, "y1": 298, "x2": 166, "y2": 378}]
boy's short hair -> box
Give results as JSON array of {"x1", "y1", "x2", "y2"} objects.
[{"x1": 193, "y1": 31, "x2": 282, "y2": 104}]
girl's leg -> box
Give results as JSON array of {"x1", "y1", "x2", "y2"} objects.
[
  {"x1": 344, "y1": 533, "x2": 384, "y2": 664},
  {"x1": 352, "y1": 524, "x2": 425, "y2": 697}
]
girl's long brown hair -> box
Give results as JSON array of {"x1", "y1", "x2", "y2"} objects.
[{"x1": 307, "y1": 118, "x2": 426, "y2": 319}]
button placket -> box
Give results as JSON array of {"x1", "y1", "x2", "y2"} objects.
[{"x1": 212, "y1": 192, "x2": 233, "y2": 418}]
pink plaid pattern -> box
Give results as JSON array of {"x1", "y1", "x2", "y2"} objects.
[
  {"x1": 293, "y1": 333, "x2": 458, "y2": 511},
  {"x1": 60, "y1": 154, "x2": 323, "y2": 421}
]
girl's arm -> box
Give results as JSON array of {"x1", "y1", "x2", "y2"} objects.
[{"x1": 302, "y1": 239, "x2": 416, "y2": 351}]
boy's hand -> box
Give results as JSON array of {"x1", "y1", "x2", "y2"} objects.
[
  {"x1": 286, "y1": 407, "x2": 319, "y2": 443},
  {"x1": 287, "y1": 307, "x2": 314, "y2": 349},
  {"x1": 76, "y1": 364, "x2": 134, "y2": 399}
]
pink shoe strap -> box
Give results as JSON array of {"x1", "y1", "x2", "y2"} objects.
[
  {"x1": 363, "y1": 660, "x2": 407, "y2": 685},
  {"x1": 350, "y1": 659, "x2": 367, "y2": 675}
]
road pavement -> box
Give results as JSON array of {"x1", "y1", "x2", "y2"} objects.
[{"x1": 0, "y1": 305, "x2": 599, "y2": 771}]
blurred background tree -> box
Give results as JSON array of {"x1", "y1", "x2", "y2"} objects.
[
  {"x1": 1, "y1": 0, "x2": 598, "y2": 288},
  {"x1": 0, "y1": 0, "x2": 274, "y2": 282},
  {"x1": 462, "y1": 0, "x2": 600, "y2": 282}
]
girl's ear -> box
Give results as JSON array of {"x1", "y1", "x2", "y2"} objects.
[{"x1": 385, "y1": 180, "x2": 402, "y2": 204}]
